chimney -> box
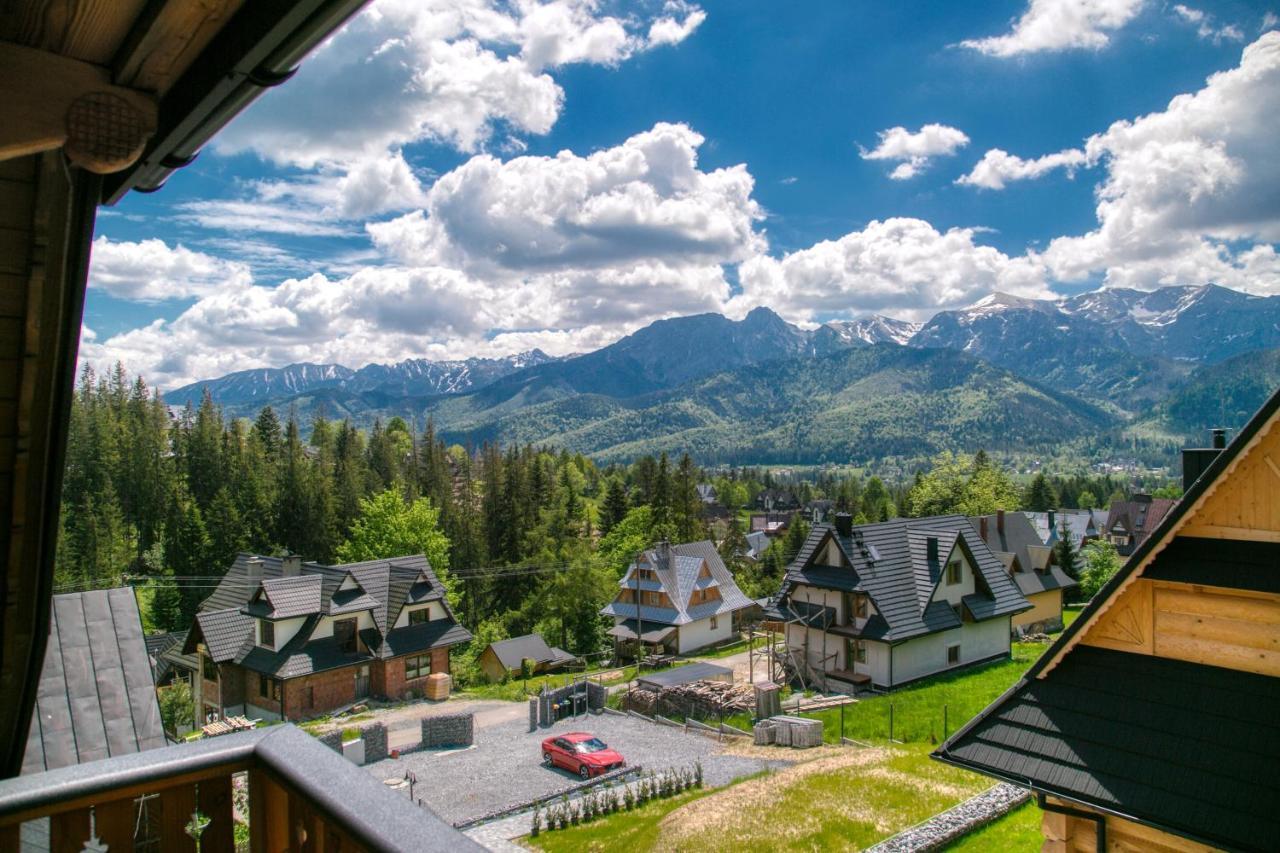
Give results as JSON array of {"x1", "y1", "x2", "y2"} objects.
[
  {"x1": 246, "y1": 557, "x2": 263, "y2": 586},
  {"x1": 979, "y1": 516, "x2": 988, "y2": 541},
  {"x1": 657, "y1": 540, "x2": 672, "y2": 569},
  {"x1": 281, "y1": 554, "x2": 302, "y2": 577},
  {"x1": 1047, "y1": 510, "x2": 1056, "y2": 531},
  {"x1": 834, "y1": 512, "x2": 853, "y2": 537},
  {"x1": 926, "y1": 536, "x2": 938, "y2": 563},
  {"x1": 1181, "y1": 428, "x2": 1228, "y2": 490},
  {"x1": 996, "y1": 509, "x2": 1005, "y2": 535}
]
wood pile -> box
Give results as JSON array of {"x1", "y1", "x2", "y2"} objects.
[{"x1": 624, "y1": 680, "x2": 755, "y2": 719}]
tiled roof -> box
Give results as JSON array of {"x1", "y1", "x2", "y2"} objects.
[
  {"x1": 145, "y1": 630, "x2": 184, "y2": 683},
  {"x1": 603, "y1": 540, "x2": 754, "y2": 626},
  {"x1": 969, "y1": 513, "x2": 1079, "y2": 597},
  {"x1": 936, "y1": 646, "x2": 1280, "y2": 852},
  {"x1": 487, "y1": 634, "x2": 577, "y2": 670},
  {"x1": 779, "y1": 516, "x2": 1029, "y2": 643},
  {"x1": 24, "y1": 589, "x2": 166, "y2": 774},
  {"x1": 258, "y1": 574, "x2": 323, "y2": 618},
  {"x1": 194, "y1": 608, "x2": 254, "y2": 662}
]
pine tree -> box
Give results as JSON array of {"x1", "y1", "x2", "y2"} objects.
[
  {"x1": 1054, "y1": 515, "x2": 1081, "y2": 582},
  {"x1": 1025, "y1": 472, "x2": 1058, "y2": 512},
  {"x1": 165, "y1": 494, "x2": 212, "y2": 625},
  {"x1": 599, "y1": 477, "x2": 629, "y2": 535}
]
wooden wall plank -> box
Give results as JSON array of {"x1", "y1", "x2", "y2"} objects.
[
  {"x1": 0, "y1": 229, "x2": 31, "y2": 276},
  {"x1": 1, "y1": 0, "x2": 149, "y2": 65}
]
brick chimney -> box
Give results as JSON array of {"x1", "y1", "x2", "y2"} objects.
[
  {"x1": 834, "y1": 512, "x2": 853, "y2": 537},
  {"x1": 979, "y1": 516, "x2": 988, "y2": 541},
  {"x1": 1047, "y1": 509, "x2": 1056, "y2": 532},
  {"x1": 996, "y1": 509, "x2": 1005, "y2": 535},
  {"x1": 281, "y1": 554, "x2": 302, "y2": 577}
]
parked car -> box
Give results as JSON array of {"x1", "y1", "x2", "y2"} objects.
[{"x1": 541, "y1": 732, "x2": 625, "y2": 778}]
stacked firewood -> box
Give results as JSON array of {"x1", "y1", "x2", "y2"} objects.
[{"x1": 627, "y1": 680, "x2": 755, "y2": 719}]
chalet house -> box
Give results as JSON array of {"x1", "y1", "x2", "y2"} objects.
[
  {"x1": 1024, "y1": 509, "x2": 1105, "y2": 551},
  {"x1": 768, "y1": 514, "x2": 1029, "y2": 691},
  {"x1": 603, "y1": 541, "x2": 755, "y2": 655},
  {"x1": 1104, "y1": 493, "x2": 1177, "y2": 555},
  {"x1": 478, "y1": 634, "x2": 579, "y2": 682},
  {"x1": 805, "y1": 499, "x2": 836, "y2": 524},
  {"x1": 755, "y1": 489, "x2": 800, "y2": 511},
  {"x1": 695, "y1": 483, "x2": 718, "y2": 504},
  {"x1": 936, "y1": 390, "x2": 1280, "y2": 853},
  {"x1": 740, "y1": 530, "x2": 771, "y2": 563},
  {"x1": 970, "y1": 510, "x2": 1078, "y2": 634},
  {"x1": 181, "y1": 553, "x2": 471, "y2": 721},
  {"x1": 750, "y1": 511, "x2": 794, "y2": 537}
]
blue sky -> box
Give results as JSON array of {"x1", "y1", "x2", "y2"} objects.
[{"x1": 83, "y1": 0, "x2": 1280, "y2": 389}]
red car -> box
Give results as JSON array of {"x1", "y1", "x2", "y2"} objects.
[{"x1": 541, "y1": 732, "x2": 625, "y2": 779}]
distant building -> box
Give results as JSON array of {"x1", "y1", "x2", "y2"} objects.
[
  {"x1": 754, "y1": 489, "x2": 800, "y2": 511},
  {"x1": 1104, "y1": 494, "x2": 1177, "y2": 555},
  {"x1": 970, "y1": 511, "x2": 1078, "y2": 634},
  {"x1": 478, "y1": 635, "x2": 579, "y2": 682},
  {"x1": 767, "y1": 513, "x2": 1030, "y2": 691},
  {"x1": 804, "y1": 499, "x2": 836, "y2": 524},
  {"x1": 750, "y1": 512, "x2": 794, "y2": 537},
  {"x1": 603, "y1": 541, "x2": 755, "y2": 655},
  {"x1": 695, "y1": 483, "x2": 718, "y2": 504},
  {"x1": 179, "y1": 553, "x2": 472, "y2": 721},
  {"x1": 1023, "y1": 509, "x2": 1106, "y2": 552},
  {"x1": 741, "y1": 530, "x2": 771, "y2": 562}
]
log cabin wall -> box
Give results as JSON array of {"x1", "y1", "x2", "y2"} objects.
[{"x1": 0, "y1": 150, "x2": 99, "y2": 777}]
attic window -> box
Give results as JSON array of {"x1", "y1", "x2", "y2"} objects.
[
  {"x1": 946, "y1": 559, "x2": 962, "y2": 585},
  {"x1": 260, "y1": 620, "x2": 275, "y2": 649},
  {"x1": 335, "y1": 618, "x2": 358, "y2": 654},
  {"x1": 409, "y1": 607, "x2": 430, "y2": 625}
]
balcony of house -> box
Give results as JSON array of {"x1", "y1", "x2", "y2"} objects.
[{"x1": 0, "y1": 724, "x2": 476, "y2": 853}]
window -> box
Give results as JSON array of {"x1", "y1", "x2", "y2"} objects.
[
  {"x1": 260, "y1": 620, "x2": 274, "y2": 648},
  {"x1": 335, "y1": 618, "x2": 358, "y2": 654},
  {"x1": 405, "y1": 653, "x2": 431, "y2": 680},
  {"x1": 258, "y1": 675, "x2": 280, "y2": 700},
  {"x1": 855, "y1": 643, "x2": 867, "y2": 664},
  {"x1": 946, "y1": 559, "x2": 962, "y2": 585},
  {"x1": 409, "y1": 607, "x2": 430, "y2": 625},
  {"x1": 947, "y1": 644, "x2": 960, "y2": 665},
  {"x1": 202, "y1": 654, "x2": 217, "y2": 682},
  {"x1": 710, "y1": 615, "x2": 718, "y2": 630},
  {"x1": 854, "y1": 595, "x2": 869, "y2": 619}
]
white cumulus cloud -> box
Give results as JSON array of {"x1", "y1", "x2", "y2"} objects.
[
  {"x1": 957, "y1": 147, "x2": 1088, "y2": 189},
  {"x1": 859, "y1": 124, "x2": 970, "y2": 180},
  {"x1": 87, "y1": 237, "x2": 253, "y2": 301},
  {"x1": 960, "y1": 0, "x2": 1145, "y2": 57},
  {"x1": 1172, "y1": 5, "x2": 1244, "y2": 44},
  {"x1": 729, "y1": 217, "x2": 1052, "y2": 322}
]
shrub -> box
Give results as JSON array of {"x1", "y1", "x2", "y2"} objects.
[
  {"x1": 530, "y1": 806, "x2": 541, "y2": 837},
  {"x1": 695, "y1": 760, "x2": 704, "y2": 788}
]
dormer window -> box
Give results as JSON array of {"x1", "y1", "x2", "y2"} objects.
[
  {"x1": 409, "y1": 607, "x2": 430, "y2": 625},
  {"x1": 335, "y1": 618, "x2": 358, "y2": 654},
  {"x1": 946, "y1": 559, "x2": 962, "y2": 585},
  {"x1": 260, "y1": 620, "x2": 275, "y2": 649}
]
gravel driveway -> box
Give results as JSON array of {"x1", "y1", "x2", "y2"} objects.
[{"x1": 363, "y1": 712, "x2": 792, "y2": 825}]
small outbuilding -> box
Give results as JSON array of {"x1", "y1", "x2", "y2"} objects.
[{"x1": 479, "y1": 634, "x2": 579, "y2": 682}]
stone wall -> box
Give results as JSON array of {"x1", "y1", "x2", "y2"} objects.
[
  {"x1": 361, "y1": 722, "x2": 388, "y2": 763},
  {"x1": 422, "y1": 712, "x2": 474, "y2": 747},
  {"x1": 318, "y1": 730, "x2": 343, "y2": 753}
]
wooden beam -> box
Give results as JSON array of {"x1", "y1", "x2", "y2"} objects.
[
  {"x1": 0, "y1": 42, "x2": 157, "y2": 173},
  {"x1": 1176, "y1": 523, "x2": 1280, "y2": 543},
  {"x1": 0, "y1": 0, "x2": 148, "y2": 65},
  {"x1": 113, "y1": 0, "x2": 246, "y2": 96}
]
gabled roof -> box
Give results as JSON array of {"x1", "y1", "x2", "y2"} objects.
[
  {"x1": 486, "y1": 635, "x2": 579, "y2": 670},
  {"x1": 1104, "y1": 495, "x2": 1176, "y2": 540},
  {"x1": 602, "y1": 540, "x2": 755, "y2": 626},
  {"x1": 145, "y1": 631, "x2": 184, "y2": 683},
  {"x1": 778, "y1": 516, "x2": 1030, "y2": 643},
  {"x1": 1024, "y1": 510, "x2": 1099, "y2": 550},
  {"x1": 24, "y1": 589, "x2": 166, "y2": 774},
  {"x1": 189, "y1": 553, "x2": 471, "y2": 677},
  {"x1": 935, "y1": 386, "x2": 1280, "y2": 853},
  {"x1": 969, "y1": 513, "x2": 1078, "y2": 597}
]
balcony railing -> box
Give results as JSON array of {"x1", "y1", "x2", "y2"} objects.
[{"x1": 0, "y1": 724, "x2": 477, "y2": 852}]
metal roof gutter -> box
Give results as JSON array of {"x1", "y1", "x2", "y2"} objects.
[{"x1": 102, "y1": 0, "x2": 373, "y2": 204}]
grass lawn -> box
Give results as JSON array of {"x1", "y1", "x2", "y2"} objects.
[
  {"x1": 525, "y1": 744, "x2": 990, "y2": 852},
  {"x1": 723, "y1": 640, "x2": 1047, "y2": 744},
  {"x1": 942, "y1": 800, "x2": 1042, "y2": 851}
]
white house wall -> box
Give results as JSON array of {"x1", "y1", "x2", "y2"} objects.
[
  {"x1": 930, "y1": 545, "x2": 977, "y2": 607},
  {"x1": 890, "y1": 618, "x2": 1010, "y2": 685},
  {"x1": 262, "y1": 616, "x2": 308, "y2": 648},
  {"x1": 392, "y1": 601, "x2": 447, "y2": 629},
  {"x1": 310, "y1": 609, "x2": 375, "y2": 640},
  {"x1": 863, "y1": 640, "x2": 890, "y2": 686},
  {"x1": 677, "y1": 613, "x2": 733, "y2": 653},
  {"x1": 786, "y1": 623, "x2": 843, "y2": 671},
  {"x1": 790, "y1": 583, "x2": 845, "y2": 623}
]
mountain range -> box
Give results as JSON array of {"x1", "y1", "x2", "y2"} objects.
[{"x1": 166, "y1": 284, "x2": 1280, "y2": 465}]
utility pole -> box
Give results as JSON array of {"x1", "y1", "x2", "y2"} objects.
[{"x1": 635, "y1": 549, "x2": 645, "y2": 677}]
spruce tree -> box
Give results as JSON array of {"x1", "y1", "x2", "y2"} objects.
[
  {"x1": 599, "y1": 477, "x2": 629, "y2": 535},
  {"x1": 1025, "y1": 473, "x2": 1058, "y2": 512}
]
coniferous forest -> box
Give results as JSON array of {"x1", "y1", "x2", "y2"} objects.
[{"x1": 59, "y1": 365, "x2": 1165, "y2": 680}]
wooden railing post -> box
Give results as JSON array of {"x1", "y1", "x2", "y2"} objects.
[
  {"x1": 249, "y1": 768, "x2": 290, "y2": 853},
  {"x1": 198, "y1": 775, "x2": 236, "y2": 853},
  {"x1": 160, "y1": 784, "x2": 197, "y2": 852}
]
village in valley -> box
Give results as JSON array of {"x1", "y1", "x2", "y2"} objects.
[{"x1": 2, "y1": 0, "x2": 1278, "y2": 851}]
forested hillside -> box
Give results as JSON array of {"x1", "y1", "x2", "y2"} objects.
[{"x1": 60, "y1": 365, "x2": 1156, "y2": 676}]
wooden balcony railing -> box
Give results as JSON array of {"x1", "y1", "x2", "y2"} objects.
[{"x1": 0, "y1": 724, "x2": 477, "y2": 852}]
